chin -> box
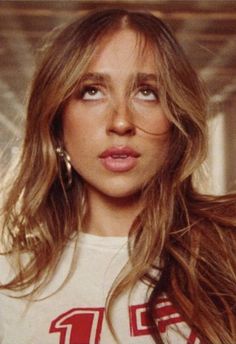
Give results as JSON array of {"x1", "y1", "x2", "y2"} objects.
[
  {"x1": 83, "y1": 177, "x2": 145, "y2": 201},
  {"x1": 99, "y1": 185, "x2": 143, "y2": 200}
]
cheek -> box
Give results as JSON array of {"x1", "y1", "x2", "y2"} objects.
[
  {"x1": 62, "y1": 99, "x2": 107, "y2": 143},
  {"x1": 63, "y1": 124, "x2": 91, "y2": 164},
  {"x1": 149, "y1": 131, "x2": 170, "y2": 168},
  {"x1": 62, "y1": 109, "x2": 100, "y2": 172},
  {"x1": 62, "y1": 105, "x2": 90, "y2": 148},
  {"x1": 133, "y1": 108, "x2": 170, "y2": 136},
  {"x1": 151, "y1": 109, "x2": 171, "y2": 133}
]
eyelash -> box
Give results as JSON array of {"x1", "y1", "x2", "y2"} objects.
[
  {"x1": 137, "y1": 86, "x2": 159, "y2": 99},
  {"x1": 77, "y1": 84, "x2": 159, "y2": 101},
  {"x1": 78, "y1": 85, "x2": 102, "y2": 98}
]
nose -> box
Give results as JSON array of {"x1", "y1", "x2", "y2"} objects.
[{"x1": 106, "y1": 101, "x2": 135, "y2": 136}]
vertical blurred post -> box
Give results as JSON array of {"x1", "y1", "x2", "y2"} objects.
[{"x1": 208, "y1": 111, "x2": 226, "y2": 195}]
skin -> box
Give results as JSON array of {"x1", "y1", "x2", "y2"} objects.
[{"x1": 63, "y1": 29, "x2": 170, "y2": 236}]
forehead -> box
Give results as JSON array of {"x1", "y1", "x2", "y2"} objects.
[{"x1": 87, "y1": 28, "x2": 158, "y2": 74}]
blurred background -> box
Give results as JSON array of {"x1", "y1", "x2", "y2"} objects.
[{"x1": 0, "y1": 0, "x2": 236, "y2": 195}]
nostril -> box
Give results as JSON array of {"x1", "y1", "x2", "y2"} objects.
[
  {"x1": 108, "y1": 120, "x2": 136, "y2": 136},
  {"x1": 106, "y1": 106, "x2": 136, "y2": 135}
]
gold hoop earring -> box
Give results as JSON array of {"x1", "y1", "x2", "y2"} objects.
[{"x1": 56, "y1": 146, "x2": 72, "y2": 188}]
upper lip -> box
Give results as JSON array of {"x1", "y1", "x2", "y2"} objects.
[{"x1": 99, "y1": 146, "x2": 140, "y2": 158}]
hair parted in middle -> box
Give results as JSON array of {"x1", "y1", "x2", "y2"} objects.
[
  {"x1": 24, "y1": 8, "x2": 205, "y2": 198},
  {"x1": 5, "y1": 8, "x2": 236, "y2": 344}
]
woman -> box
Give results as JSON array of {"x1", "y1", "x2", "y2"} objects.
[{"x1": 0, "y1": 8, "x2": 236, "y2": 344}]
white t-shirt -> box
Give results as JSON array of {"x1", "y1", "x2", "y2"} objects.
[{"x1": 0, "y1": 233, "x2": 201, "y2": 344}]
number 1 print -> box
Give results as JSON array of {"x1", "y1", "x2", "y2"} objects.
[{"x1": 49, "y1": 308, "x2": 104, "y2": 344}]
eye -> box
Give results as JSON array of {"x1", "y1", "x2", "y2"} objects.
[
  {"x1": 135, "y1": 87, "x2": 158, "y2": 101},
  {"x1": 80, "y1": 86, "x2": 105, "y2": 100}
]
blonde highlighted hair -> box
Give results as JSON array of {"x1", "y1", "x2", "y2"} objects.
[{"x1": 1, "y1": 8, "x2": 236, "y2": 343}]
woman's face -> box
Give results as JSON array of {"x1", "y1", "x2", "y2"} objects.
[{"x1": 63, "y1": 29, "x2": 170, "y2": 200}]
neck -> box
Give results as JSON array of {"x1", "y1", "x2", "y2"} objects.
[{"x1": 84, "y1": 187, "x2": 143, "y2": 237}]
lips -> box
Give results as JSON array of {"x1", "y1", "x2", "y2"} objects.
[{"x1": 99, "y1": 147, "x2": 140, "y2": 172}]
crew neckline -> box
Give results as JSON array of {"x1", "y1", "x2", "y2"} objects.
[{"x1": 78, "y1": 232, "x2": 128, "y2": 249}]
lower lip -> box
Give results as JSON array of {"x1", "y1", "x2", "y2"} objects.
[{"x1": 100, "y1": 156, "x2": 138, "y2": 172}]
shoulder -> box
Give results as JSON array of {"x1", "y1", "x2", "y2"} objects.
[
  {"x1": 0, "y1": 254, "x2": 15, "y2": 285},
  {"x1": 0, "y1": 245, "x2": 31, "y2": 287}
]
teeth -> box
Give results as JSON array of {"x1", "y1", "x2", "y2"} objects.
[{"x1": 112, "y1": 154, "x2": 128, "y2": 159}]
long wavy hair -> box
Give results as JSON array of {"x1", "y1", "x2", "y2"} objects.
[{"x1": 1, "y1": 8, "x2": 236, "y2": 344}]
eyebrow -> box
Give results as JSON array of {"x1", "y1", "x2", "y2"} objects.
[
  {"x1": 135, "y1": 73, "x2": 158, "y2": 83},
  {"x1": 80, "y1": 73, "x2": 110, "y2": 83},
  {"x1": 79, "y1": 72, "x2": 158, "y2": 84}
]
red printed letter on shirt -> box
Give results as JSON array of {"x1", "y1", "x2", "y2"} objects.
[{"x1": 49, "y1": 307, "x2": 104, "y2": 344}]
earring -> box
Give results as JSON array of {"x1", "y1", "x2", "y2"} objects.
[{"x1": 56, "y1": 146, "x2": 72, "y2": 188}]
